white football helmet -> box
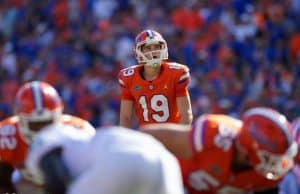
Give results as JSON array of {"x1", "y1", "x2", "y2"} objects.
[
  {"x1": 14, "y1": 81, "x2": 63, "y2": 141},
  {"x1": 134, "y1": 30, "x2": 168, "y2": 67},
  {"x1": 237, "y1": 107, "x2": 297, "y2": 180}
]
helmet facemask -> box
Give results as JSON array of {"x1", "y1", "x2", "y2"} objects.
[
  {"x1": 255, "y1": 142, "x2": 297, "y2": 180},
  {"x1": 18, "y1": 108, "x2": 63, "y2": 142},
  {"x1": 135, "y1": 30, "x2": 168, "y2": 67}
]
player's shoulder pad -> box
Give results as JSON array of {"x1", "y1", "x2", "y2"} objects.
[
  {"x1": 0, "y1": 116, "x2": 19, "y2": 134},
  {"x1": 166, "y1": 62, "x2": 190, "y2": 81},
  {"x1": 118, "y1": 65, "x2": 141, "y2": 87},
  {"x1": 196, "y1": 115, "x2": 240, "y2": 152},
  {"x1": 119, "y1": 65, "x2": 140, "y2": 78},
  {"x1": 0, "y1": 116, "x2": 18, "y2": 126},
  {"x1": 60, "y1": 114, "x2": 96, "y2": 136},
  {"x1": 192, "y1": 114, "x2": 227, "y2": 152},
  {"x1": 166, "y1": 62, "x2": 190, "y2": 72}
]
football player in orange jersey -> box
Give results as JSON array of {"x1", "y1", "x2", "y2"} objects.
[
  {"x1": 141, "y1": 107, "x2": 297, "y2": 194},
  {"x1": 118, "y1": 29, "x2": 193, "y2": 128},
  {"x1": 0, "y1": 81, "x2": 95, "y2": 193}
]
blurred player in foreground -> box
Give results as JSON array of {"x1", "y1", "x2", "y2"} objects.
[
  {"x1": 141, "y1": 107, "x2": 297, "y2": 194},
  {"x1": 279, "y1": 117, "x2": 300, "y2": 194},
  {"x1": 0, "y1": 81, "x2": 95, "y2": 193},
  {"x1": 25, "y1": 123, "x2": 185, "y2": 194},
  {"x1": 119, "y1": 29, "x2": 193, "y2": 128}
]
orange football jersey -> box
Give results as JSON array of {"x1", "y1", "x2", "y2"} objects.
[
  {"x1": 180, "y1": 114, "x2": 280, "y2": 194},
  {"x1": 119, "y1": 62, "x2": 190, "y2": 126},
  {"x1": 0, "y1": 114, "x2": 95, "y2": 168}
]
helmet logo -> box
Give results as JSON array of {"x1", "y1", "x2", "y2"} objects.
[{"x1": 248, "y1": 122, "x2": 278, "y2": 152}]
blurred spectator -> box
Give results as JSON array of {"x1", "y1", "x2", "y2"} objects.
[{"x1": 0, "y1": 0, "x2": 298, "y2": 127}]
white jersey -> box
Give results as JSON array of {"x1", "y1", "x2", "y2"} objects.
[{"x1": 26, "y1": 124, "x2": 184, "y2": 194}]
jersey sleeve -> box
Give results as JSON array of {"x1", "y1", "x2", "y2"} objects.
[
  {"x1": 190, "y1": 115, "x2": 221, "y2": 153},
  {"x1": 175, "y1": 65, "x2": 191, "y2": 97},
  {"x1": 190, "y1": 115, "x2": 209, "y2": 153},
  {"x1": 191, "y1": 115, "x2": 240, "y2": 154},
  {"x1": 118, "y1": 68, "x2": 134, "y2": 101}
]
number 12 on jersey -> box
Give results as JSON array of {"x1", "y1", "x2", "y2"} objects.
[{"x1": 138, "y1": 94, "x2": 170, "y2": 122}]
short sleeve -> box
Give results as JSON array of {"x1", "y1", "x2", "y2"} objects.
[
  {"x1": 118, "y1": 71, "x2": 134, "y2": 101},
  {"x1": 175, "y1": 67, "x2": 190, "y2": 97},
  {"x1": 190, "y1": 115, "x2": 208, "y2": 153}
]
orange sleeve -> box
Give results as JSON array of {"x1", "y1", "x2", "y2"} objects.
[
  {"x1": 118, "y1": 70, "x2": 134, "y2": 101},
  {"x1": 190, "y1": 115, "x2": 210, "y2": 152},
  {"x1": 175, "y1": 66, "x2": 190, "y2": 97},
  {"x1": 191, "y1": 115, "x2": 228, "y2": 153}
]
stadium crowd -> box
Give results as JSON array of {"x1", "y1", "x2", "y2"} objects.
[
  {"x1": 0, "y1": 0, "x2": 299, "y2": 193},
  {"x1": 0, "y1": 0, "x2": 299, "y2": 126}
]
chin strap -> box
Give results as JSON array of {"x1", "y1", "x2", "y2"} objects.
[{"x1": 144, "y1": 60, "x2": 162, "y2": 68}]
